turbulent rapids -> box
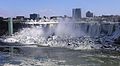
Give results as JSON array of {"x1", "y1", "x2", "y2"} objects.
[{"x1": 1, "y1": 20, "x2": 120, "y2": 51}]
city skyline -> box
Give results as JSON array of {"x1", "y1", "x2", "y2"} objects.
[{"x1": 0, "y1": 0, "x2": 120, "y2": 17}]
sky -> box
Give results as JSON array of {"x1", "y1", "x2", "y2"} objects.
[{"x1": 0, "y1": 0, "x2": 120, "y2": 17}]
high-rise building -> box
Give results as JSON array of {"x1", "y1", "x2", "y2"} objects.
[
  {"x1": 30, "y1": 13, "x2": 39, "y2": 20},
  {"x1": 72, "y1": 8, "x2": 81, "y2": 20},
  {"x1": 86, "y1": 11, "x2": 93, "y2": 17}
]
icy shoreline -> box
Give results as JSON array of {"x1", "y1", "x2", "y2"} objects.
[{"x1": 1, "y1": 35, "x2": 120, "y2": 52}]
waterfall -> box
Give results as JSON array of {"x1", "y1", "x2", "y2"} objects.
[{"x1": 1, "y1": 20, "x2": 120, "y2": 50}]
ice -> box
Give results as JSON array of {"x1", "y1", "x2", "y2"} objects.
[
  {"x1": 3, "y1": 38, "x2": 19, "y2": 43},
  {"x1": 1, "y1": 20, "x2": 120, "y2": 50}
]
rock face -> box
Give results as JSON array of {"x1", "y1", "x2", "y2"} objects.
[
  {"x1": 0, "y1": 21, "x2": 29, "y2": 36},
  {"x1": 114, "y1": 37, "x2": 120, "y2": 44},
  {"x1": 0, "y1": 21, "x2": 8, "y2": 36}
]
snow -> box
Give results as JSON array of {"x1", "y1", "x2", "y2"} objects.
[
  {"x1": 3, "y1": 38, "x2": 19, "y2": 43},
  {"x1": 1, "y1": 21, "x2": 120, "y2": 51}
]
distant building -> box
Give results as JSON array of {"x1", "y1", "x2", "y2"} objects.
[
  {"x1": 72, "y1": 8, "x2": 81, "y2": 20},
  {"x1": 30, "y1": 13, "x2": 39, "y2": 20},
  {"x1": 16, "y1": 16, "x2": 25, "y2": 21},
  {"x1": 101, "y1": 15, "x2": 120, "y2": 22},
  {"x1": 86, "y1": 11, "x2": 93, "y2": 17},
  {"x1": 50, "y1": 16, "x2": 64, "y2": 20},
  {"x1": 0, "y1": 17, "x2": 3, "y2": 21}
]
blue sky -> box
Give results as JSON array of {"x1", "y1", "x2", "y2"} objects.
[{"x1": 0, "y1": 0, "x2": 120, "y2": 17}]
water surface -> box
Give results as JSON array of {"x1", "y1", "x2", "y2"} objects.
[{"x1": 0, "y1": 47, "x2": 120, "y2": 66}]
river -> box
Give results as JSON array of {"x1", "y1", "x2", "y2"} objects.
[{"x1": 0, "y1": 46, "x2": 120, "y2": 66}]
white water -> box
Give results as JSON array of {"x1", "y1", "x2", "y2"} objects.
[{"x1": 1, "y1": 21, "x2": 120, "y2": 50}]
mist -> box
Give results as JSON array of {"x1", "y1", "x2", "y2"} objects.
[{"x1": 55, "y1": 19, "x2": 86, "y2": 38}]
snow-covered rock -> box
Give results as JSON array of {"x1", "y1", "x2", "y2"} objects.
[{"x1": 3, "y1": 38, "x2": 18, "y2": 43}]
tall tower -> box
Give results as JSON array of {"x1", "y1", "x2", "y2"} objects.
[{"x1": 72, "y1": 8, "x2": 81, "y2": 20}]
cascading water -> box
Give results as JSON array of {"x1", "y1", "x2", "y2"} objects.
[{"x1": 1, "y1": 20, "x2": 120, "y2": 50}]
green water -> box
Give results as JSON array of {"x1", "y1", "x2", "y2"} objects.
[
  {"x1": 20, "y1": 47, "x2": 120, "y2": 66},
  {"x1": 0, "y1": 47, "x2": 120, "y2": 66}
]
